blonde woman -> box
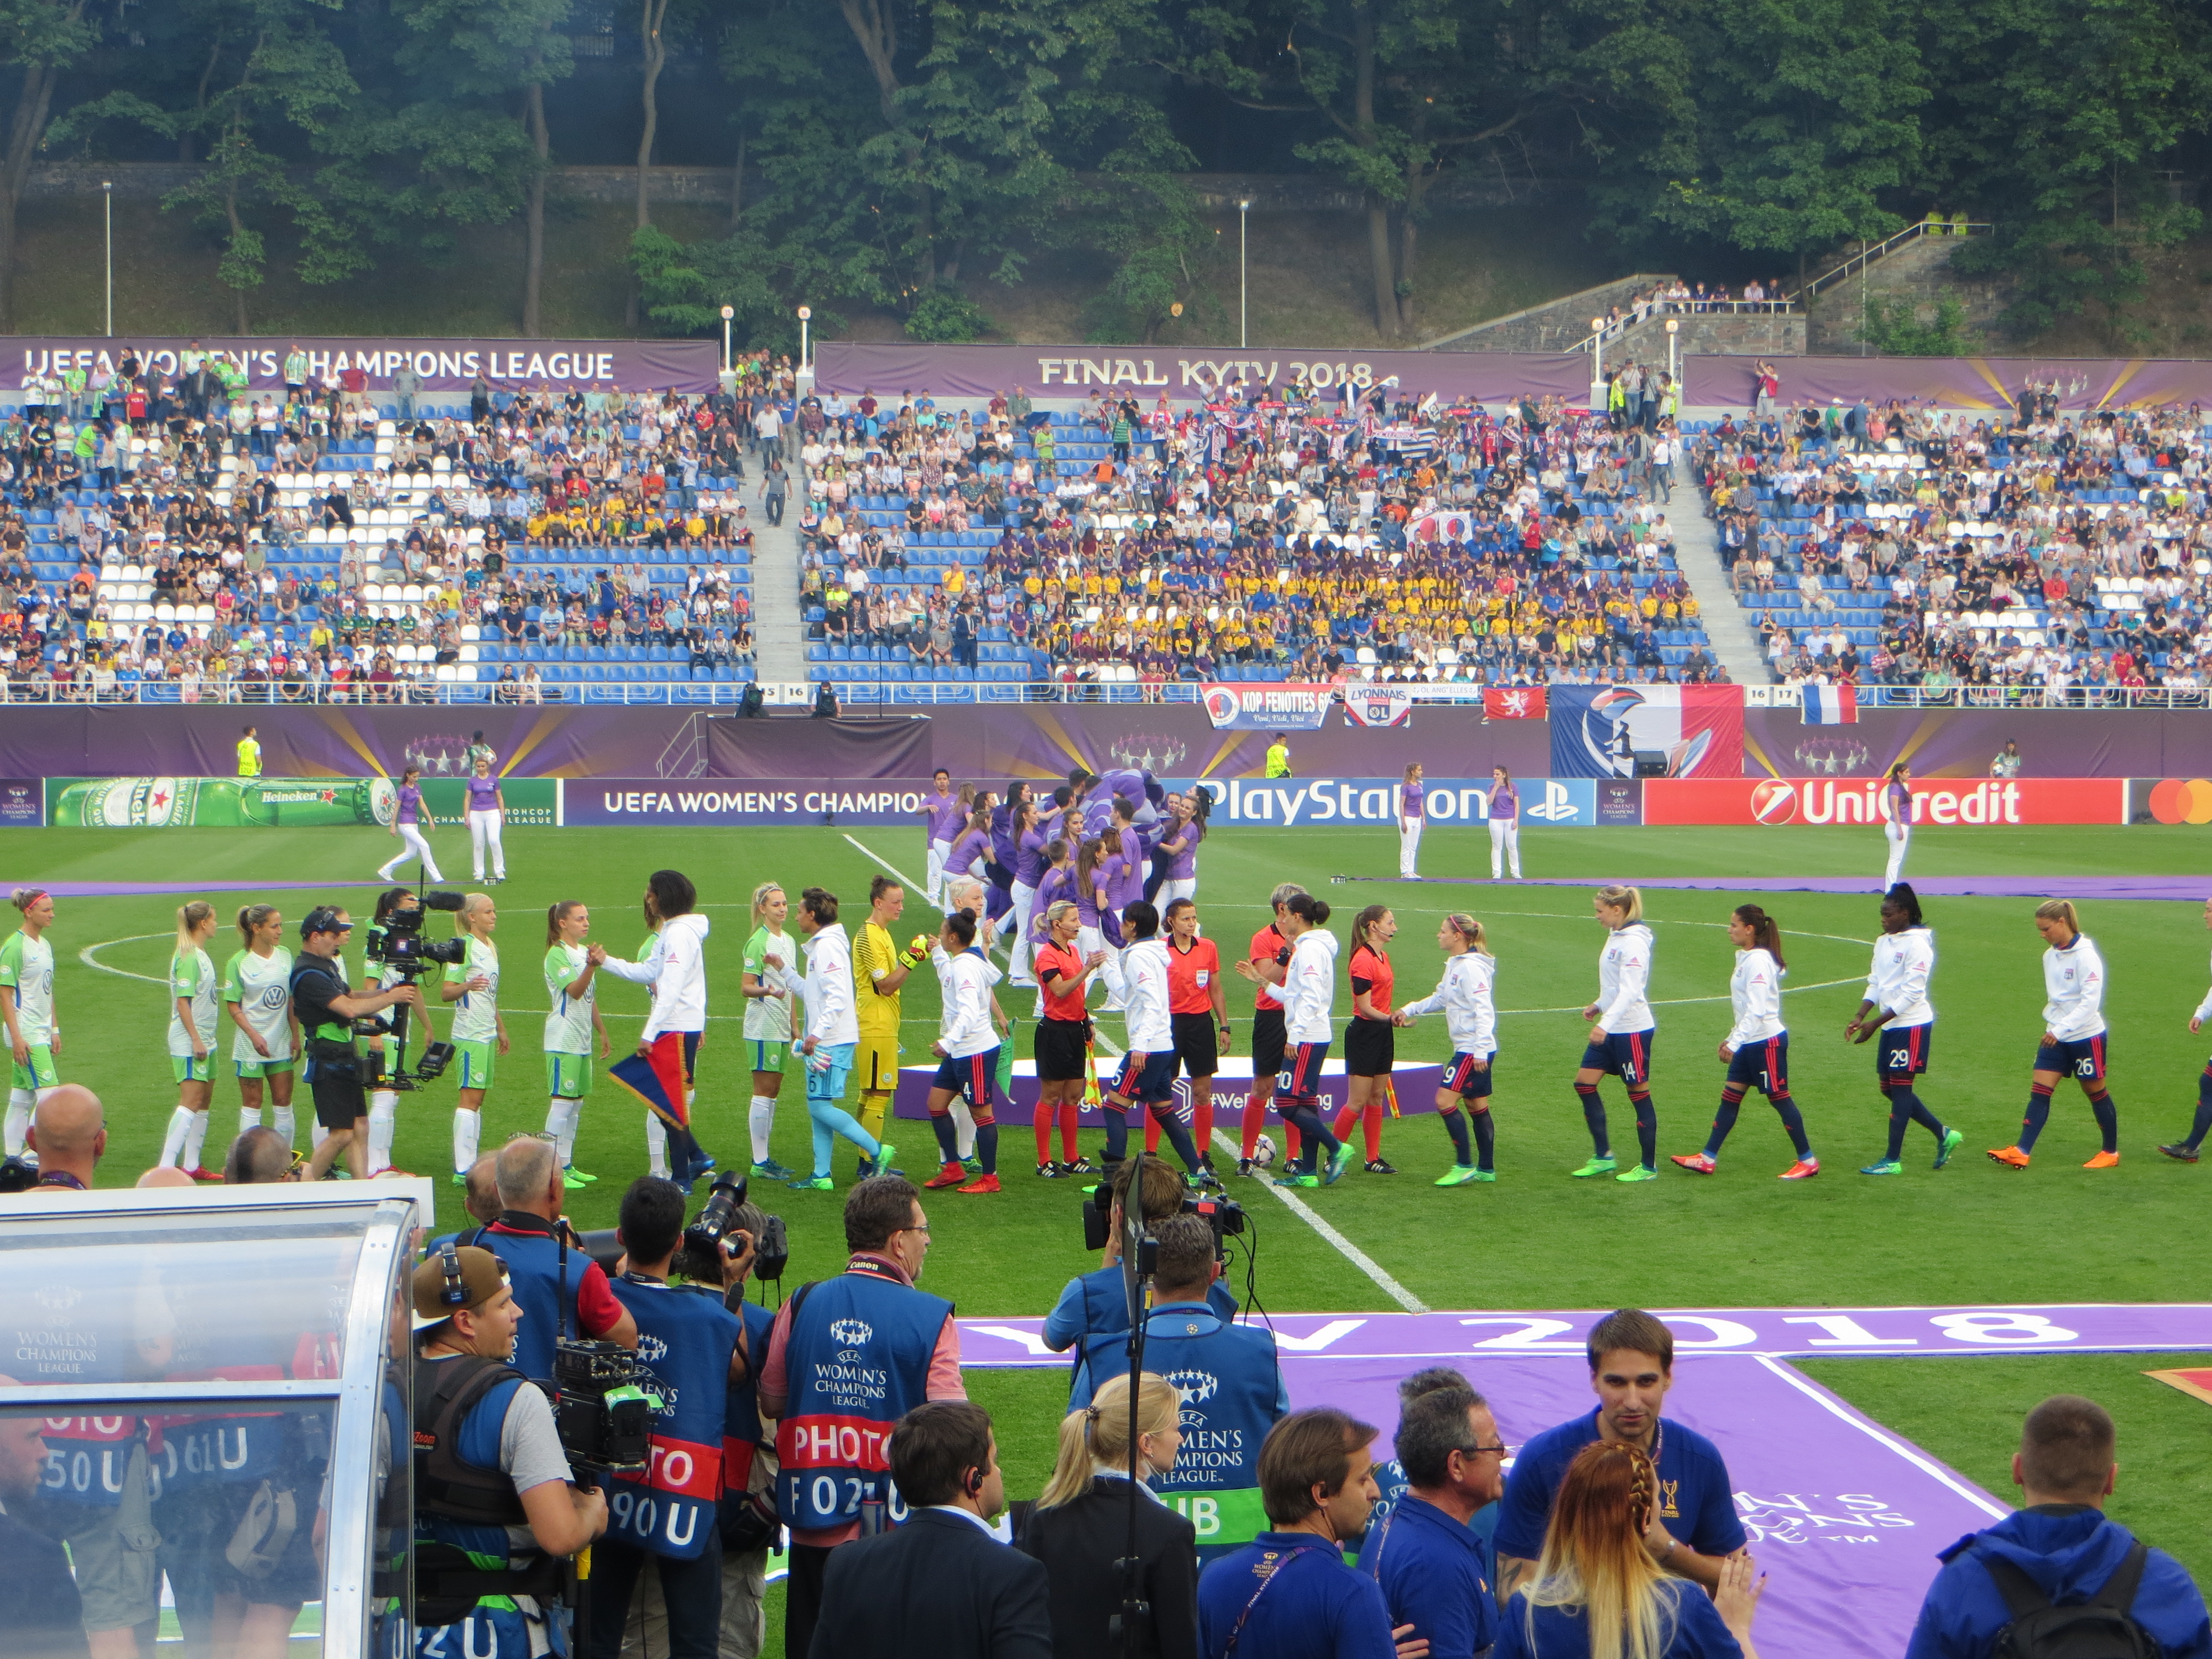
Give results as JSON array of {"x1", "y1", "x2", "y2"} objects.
[
  {"x1": 742, "y1": 880, "x2": 798, "y2": 1178},
  {"x1": 542, "y1": 899, "x2": 610, "y2": 1189},
  {"x1": 161, "y1": 900, "x2": 222, "y2": 1177},
  {"x1": 1018, "y1": 1371, "x2": 1197, "y2": 1659},
  {"x1": 1, "y1": 887, "x2": 60, "y2": 1158},
  {"x1": 1395, "y1": 912, "x2": 1498, "y2": 1185},
  {"x1": 1500, "y1": 1440, "x2": 1764, "y2": 1659},
  {"x1": 224, "y1": 903, "x2": 300, "y2": 1146},
  {"x1": 1575, "y1": 886, "x2": 1659, "y2": 1182},
  {"x1": 1990, "y1": 899, "x2": 2117, "y2": 1171},
  {"x1": 441, "y1": 892, "x2": 508, "y2": 1184}
]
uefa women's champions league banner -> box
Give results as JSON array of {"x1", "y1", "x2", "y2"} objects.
[{"x1": 9, "y1": 337, "x2": 719, "y2": 393}]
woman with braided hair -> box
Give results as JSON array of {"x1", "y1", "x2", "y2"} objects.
[
  {"x1": 1018, "y1": 1370, "x2": 1198, "y2": 1659},
  {"x1": 1670, "y1": 905, "x2": 1816, "y2": 1180},
  {"x1": 1500, "y1": 1439, "x2": 1766, "y2": 1659}
]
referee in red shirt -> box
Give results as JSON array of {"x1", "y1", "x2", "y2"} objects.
[{"x1": 1149, "y1": 896, "x2": 1229, "y2": 1187}]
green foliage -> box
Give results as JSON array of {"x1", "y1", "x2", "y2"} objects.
[
  {"x1": 626, "y1": 221, "x2": 841, "y2": 353},
  {"x1": 1854, "y1": 294, "x2": 1970, "y2": 355},
  {"x1": 903, "y1": 284, "x2": 993, "y2": 342}
]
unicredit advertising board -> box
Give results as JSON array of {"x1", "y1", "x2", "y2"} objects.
[
  {"x1": 1645, "y1": 777, "x2": 2126, "y2": 827},
  {"x1": 1192, "y1": 776, "x2": 1597, "y2": 827}
]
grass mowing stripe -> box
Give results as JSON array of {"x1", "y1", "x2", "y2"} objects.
[
  {"x1": 1755, "y1": 1354, "x2": 2010, "y2": 1520},
  {"x1": 1210, "y1": 1128, "x2": 1430, "y2": 1314}
]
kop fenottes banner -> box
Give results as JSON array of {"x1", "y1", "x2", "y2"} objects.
[{"x1": 1201, "y1": 682, "x2": 1336, "y2": 730}]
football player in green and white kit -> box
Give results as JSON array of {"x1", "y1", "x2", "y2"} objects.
[
  {"x1": 225, "y1": 902, "x2": 302, "y2": 1148},
  {"x1": 743, "y1": 880, "x2": 798, "y2": 1178},
  {"x1": 161, "y1": 900, "x2": 223, "y2": 1177},
  {"x1": 440, "y1": 891, "x2": 507, "y2": 1183},
  {"x1": 542, "y1": 899, "x2": 612, "y2": 1190},
  {"x1": 2, "y1": 887, "x2": 60, "y2": 1158}
]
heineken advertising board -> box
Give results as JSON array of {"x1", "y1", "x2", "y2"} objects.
[{"x1": 44, "y1": 775, "x2": 557, "y2": 828}]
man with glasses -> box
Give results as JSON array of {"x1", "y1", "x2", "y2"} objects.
[
  {"x1": 757, "y1": 1175, "x2": 965, "y2": 1659},
  {"x1": 1355, "y1": 1370, "x2": 1506, "y2": 1659}
]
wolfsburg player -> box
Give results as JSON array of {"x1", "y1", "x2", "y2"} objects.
[
  {"x1": 225, "y1": 902, "x2": 302, "y2": 1147},
  {"x1": 742, "y1": 880, "x2": 798, "y2": 1179},
  {"x1": 542, "y1": 899, "x2": 611, "y2": 1190},
  {"x1": 1, "y1": 887, "x2": 60, "y2": 1157},
  {"x1": 441, "y1": 892, "x2": 509, "y2": 1184},
  {"x1": 160, "y1": 900, "x2": 223, "y2": 1178}
]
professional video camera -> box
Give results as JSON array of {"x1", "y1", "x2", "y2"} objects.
[
  {"x1": 0, "y1": 1154, "x2": 39, "y2": 1194},
  {"x1": 575, "y1": 1175, "x2": 791, "y2": 1286},
  {"x1": 356, "y1": 885, "x2": 466, "y2": 1090},
  {"x1": 551, "y1": 1339, "x2": 662, "y2": 1474},
  {"x1": 1081, "y1": 1182, "x2": 1245, "y2": 1258}
]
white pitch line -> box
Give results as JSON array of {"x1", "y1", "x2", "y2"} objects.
[
  {"x1": 841, "y1": 833, "x2": 926, "y2": 896},
  {"x1": 1754, "y1": 1354, "x2": 2009, "y2": 1520},
  {"x1": 1209, "y1": 1129, "x2": 1430, "y2": 1314},
  {"x1": 79, "y1": 934, "x2": 173, "y2": 985}
]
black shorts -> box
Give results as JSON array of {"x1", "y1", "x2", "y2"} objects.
[
  {"x1": 1251, "y1": 1007, "x2": 1287, "y2": 1078},
  {"x1": 1345, "y1": 1017, "x2": 1394, "y2": 1077},
  {"x1": 1171, "y1": 1011, "x2": 1220, "y2": 1077},
  {"x1": 1035, "y1": 1018, "x2": 1091, "y2": 1083},
  {"x1": 1875, "y1": 1022, "x2": 1932, "y2": 1077},
  {"x1": 310, "y1": 1073, "x2": 367, "y2": 1130}
]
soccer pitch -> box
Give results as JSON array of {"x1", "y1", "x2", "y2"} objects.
[{"x1": 12, "y1": 816, "x2": 2212, "y2": 1594}]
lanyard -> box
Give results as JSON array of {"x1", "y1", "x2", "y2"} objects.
[{"x1": 1224, "y1": 1543, "x2": 1328, "y2": 1653}]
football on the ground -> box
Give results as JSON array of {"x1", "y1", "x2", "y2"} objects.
[{"x1": 1252, "y1": 1134, "x2": 1278, "y2": 1169}]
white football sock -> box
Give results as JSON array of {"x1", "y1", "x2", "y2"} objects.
[
  {"x1": 646, "y1": 1113, "x2": 669, "y2": 1177},
  {"x1": 160, "y1": 1107, "x2": 194, "y2": 1168},
  {"x1": 951, "y1": 1098, "x2": 977, "y2": 1160},
  {"x1": 452, "y1": 1107, "x2": 479, "y2": 1175},
  {"x1": 749, "y1": 1095, "x2": 776, "y2": 1164},
  {"x1": 238, "y1": 1104, "x2": 261, "y2": 1139},
  {"x1": 273, "y1": 1105, "x2": 296, "y2": 1145},
  {"x1": 311, "y1": 1121, "x2": 329, "y2": 1150},
  {"x1": 182, "y1": 1110, "x2": 210, "y2": 1171},
  {"x1": 368, "y1": 1092, "x2": 397, "y2": 1173},
  {"x1": 545, "y1": 1098, "x2": 578, "y2": 1167},
  {"x1": 5, "y1": 1089, "x2": 30, "y2": 1156}
]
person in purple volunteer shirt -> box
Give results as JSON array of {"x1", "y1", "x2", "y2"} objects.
[
  {"x1": 1489, "y1": 765, "x2": 1522, "y2": 882},
  {"x1": 1884, "y1": 761, "x2": 1914, "y2": 891},
  {"x1": 376, "y1": 764, "x2": 445, "y2": 882},
  {"x1": 1110, "y1": 797, "x2": 1146, "y2": 928},
  {"x1": 917, "y1": 767, "x2": 958, "y2": 907},
  {"x1": 1157, "y1": 793, "x2": 1204, "y2": 907},
  {"x1": 1008, "y1": 797, "x2": 1050, "y2": 985},
  {"x1": 465, "y1": 755, "x2": 507, "y2": 884},
  {"x1": 946, "y1": 810, "x2": 994, "y2": 906},
  {"x1": 1400, "y1": 763, "x2": 1426, "y2": 880}
]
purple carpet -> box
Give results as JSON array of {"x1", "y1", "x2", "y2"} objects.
[
  {"x1": 961, "y1": 1303, "x2": 2212, "y2": 1659},
  {"x1": 1364, "y1": 875, "x2": 2212, "y2": 902},
  {"x1": 0, "y1": 879, "x2": 388, "y2": 897}
]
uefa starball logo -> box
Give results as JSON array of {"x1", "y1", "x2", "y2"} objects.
[
  {"x1": 636, "y1": 1333, "x2": 670, "y2": 1364},
  {"x1": 1163, "y1": 1369, "x2": 1219, "y2": 1409},
  {"x1": 828, "y1": 1318, "x2": 874, "y2": 1348}
]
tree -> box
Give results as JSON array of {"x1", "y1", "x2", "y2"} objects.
[{"x1": 0, "y1": 0, "x2": 98, "y2": 328}]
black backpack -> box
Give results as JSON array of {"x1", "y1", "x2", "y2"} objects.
[{"x1": 1983, "y1": 1538, "x2": 2157, "y2": 1659}]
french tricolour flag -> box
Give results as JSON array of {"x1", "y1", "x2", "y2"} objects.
[{"x1": 1802, "y1": 684, "x2": 1858, "y2": 725}]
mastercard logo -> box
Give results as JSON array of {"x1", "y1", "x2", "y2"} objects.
[
  {"x1": 1750, "y1": 778, "x2": 1798, "y2": 824},
  {"x1": 2148, "y1": 778, "x2": 2212, "y2": 825}
]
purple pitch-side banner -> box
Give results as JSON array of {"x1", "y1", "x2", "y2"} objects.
[
  {"x1": 813, "y1": 342, "x2": 1594, "y2": 403},
  {"x1": 961, "y1": 1304, "x2": 2212, "y2": 1657},
  {"x1": 1685, "y1": 353, "x2": 2212, "y2": 412},
  {"x1": 9, "y1": 337, "x2": 718, "y2": 393}
]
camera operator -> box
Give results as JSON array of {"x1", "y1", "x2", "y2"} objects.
[
  {"x1": 1071, "y1": 1214, "x2": 1285, "y2": 1568},
  {"x1": 1043, "y1": 1157, "x2": 1238, "y2": 1399},
  {"x1": 0, "y1": 1389, "x2": 89, "y2": 1659},
  {"x1": 358, "y1": 886, "x2": 430, "y2": 1178},
  {"x1": 587, "y1": 1176, "x2": 748, "y2": 1659},
  {"x1": 461, "y1": 1137, "x2": 637, "y2": 1383},
  {"x1": 411, "y1": 1245, "x2": 607, "y2": 1656},
  {"x1": 291, "y1": 906, "x2": 425, "y2": 1182},
  {"x1": 758, "y1": 1175, "x2": 966, "y2": 1659}
]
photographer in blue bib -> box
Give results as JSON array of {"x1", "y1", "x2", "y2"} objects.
[{"x1": 410, "y1": 1244, "x2": 609, "y2": 1659}]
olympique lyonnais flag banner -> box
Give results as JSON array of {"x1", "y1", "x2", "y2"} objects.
[
  {"x1": 1201, "y1": 682, "x2": 1335, "y2": 730},
  {"x1": 610, "y1": 1050, "x2": 689, "y2": 1130},
  {"x1": 1803, "y1": 684, "x2": 1859, "y2": 725},
  {"x1": 1341, "y1": 685, "x2": 1413, "y2": 728},
  {"x1": 1549, "y1": 685, "x2": 1745, "y2": 779},
  {"x1": 1483, "y1": 686, "x2": 1548, "y2": 720}
]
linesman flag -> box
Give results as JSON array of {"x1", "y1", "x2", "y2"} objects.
[{"x1": 611, "y1": 1049, "x2": 690, "y2": 1130}]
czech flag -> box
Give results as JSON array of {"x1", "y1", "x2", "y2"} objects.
[
  {"x1": 1802, "y1": 684, "x2": 1859, "y2": 725},
  {"x1": 610, "y1": 1049, "x2": 688, "y2": 1130}
]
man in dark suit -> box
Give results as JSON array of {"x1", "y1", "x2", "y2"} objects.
[{"x1": 808, "y1": 1401, "x2": 1051, "y2": 1659}]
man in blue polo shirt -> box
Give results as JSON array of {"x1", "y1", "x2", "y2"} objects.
[
  {"x1": 1197, "y1": 1408, "x2": 1404, "y2": 1659},
  {"x1": 1357, "y1": 1374, "x2": 1505, "y2": 1658},
  {"x1": 1905, "y1": 1394, "x2": 2211, "y2": 1658},
  {"x1": 1493, "y1": 1308, "x2": 1746, "y2": 1606}
]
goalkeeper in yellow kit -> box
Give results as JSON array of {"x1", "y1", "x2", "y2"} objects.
[{"x1": 851, "y1": 874, "x2": 953, "y2": 1175}]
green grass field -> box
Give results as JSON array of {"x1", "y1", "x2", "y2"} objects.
[{"x1": 11, "y1": 817, "x2": 2212, "y2": 1600}]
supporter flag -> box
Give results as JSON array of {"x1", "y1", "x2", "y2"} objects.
[
  {"x1": 1802, "y1": 684, "x2": 1859, "y2": 725},
  {"x1": 1483, "y1": 686, "x2": 1548, "y2": 721},
  {"x1": 1549, "y1": 685, "x2": 1745, "y2": 779},
  {"x1": 1342, "y1": 685, "x2": 1413, "y2": 728},
  {"x1": 610, "y1": 1050, "x2": 688, "y2": 1130}
]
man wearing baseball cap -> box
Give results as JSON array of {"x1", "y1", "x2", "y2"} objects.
[
  {"x1": 411, "y1": 1244, "x2": 607, "y2": 1653},
  {"x1": 290, "y1": 906, "x2": 423, "y2": 1181}
]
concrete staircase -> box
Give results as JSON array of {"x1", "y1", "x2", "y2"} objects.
[
  {"x1": 1666, "y1": 453, "x2": 1771, "y2": 685},
  {"x1": 1422, "y1": 275, "x2": 1671, "y2": 353},
  {"x1": 750, "y1": 458, "x2": 809, "y2": 689}
]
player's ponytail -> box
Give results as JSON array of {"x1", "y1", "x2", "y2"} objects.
[
  {"x1": 748, "y1": 881, "x2": 783, "y2": 930},
  {"x1": 1286, "y1": 893, "x2": 1331, "y2": 929},
  {"x1": 9, "y1": 888, "x2": 45, "y2": 914},
  {"x1": 1445, "y1": 913, "x2": 1491, "y2": 957},
  {"x1": 1595, "y1": 884, "x2": 1642, "y2": 924},
  {"x1": 237, "y1": 902, "x2": 279, "y2": 946},
  {"x1": 1884, "y1": 883, "x2": 1924, "y2": 927},
  {"x1": 174, "y1": 900, "x2": 214, "y2": 954},
  {"x1": 546, "y1": 899, "x2": 583, "y2": 946},
  {"x1": 1733, "y1": 903, "x2": 1785, "y2": 969},
  {"x1": 2034, "y1": 898, "x2": 2080, "y2": 937},
  {"x1": 1352, "y1": 903, "x2": 1392, "y2": 953}
]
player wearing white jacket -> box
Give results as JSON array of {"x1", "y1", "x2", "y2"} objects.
[
  {"x1": 777, "y1": 889, "x2": 890, "y2": 1188},
  {"x1": 1992, "y1": 899, "x2": 2119, "y2": 1170},
  {"x1": 589, "y1": 871, "x2": 716, "y2": 1186},
  {"x1": 1671, "y1": 906, "x2": 1817, "y2": 1180},
  {"x1": 1846, "y1": 882, "x2": 1959, "y2": 1175},
  {"x1": 1572, "y1": 886, "x2": 1661, "y2": 1182},
  {"x1": 1096, "y1": 902, "x2": 1205, "y2": 1176},
  {"x1": 1234, "y1": 893, "x2": 1349, "y2": 1187},
  {"x1": 1395, "y1": 913, "x2": 1499, "y2": 1185},
  {"x1": 2158, "y1": 899, "x2": 2212, "y2": 1162},
  {"x1": 920, "y1": 911, "x2": 1006, "y2": 1193}
]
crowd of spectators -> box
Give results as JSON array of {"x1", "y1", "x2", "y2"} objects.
[
  {"x1": 796, "y1": 378, "x2": 1722, "y2": 697},
  {"x1": 1, "y1": 346, "x2": 801, "y2": 702},
  {"x1": 1689, "y1": 392, "x2": 2212, "y2": 701},
  {"x1": 1591, "y1": 276, "x2": 1797, "y2": 342}
]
